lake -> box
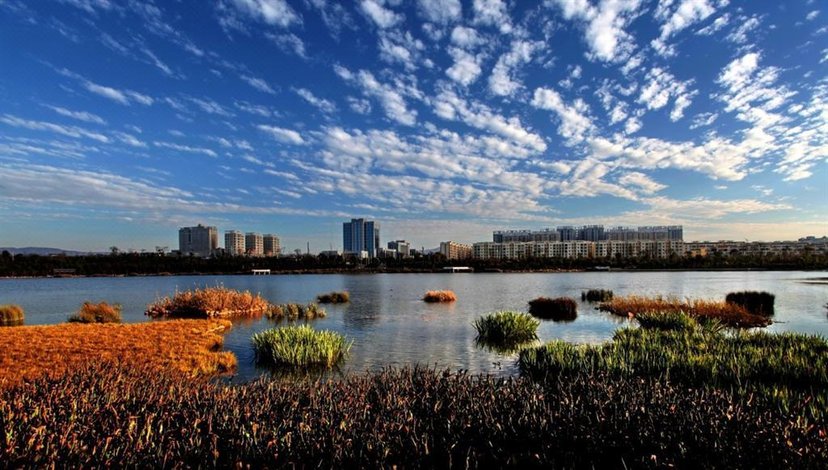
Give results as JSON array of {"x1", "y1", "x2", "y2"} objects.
[{"x1": 1, "y1": 271, "x2": 826, "y2": 380}]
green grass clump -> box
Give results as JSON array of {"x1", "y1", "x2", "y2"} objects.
[
  {"x1": 68, "y1": 302, "x2": 122, "y2": 324},
  {"x1": 726, "y1": 291, "x2": 775, "y2": 316},
  {"x1": 519, "y1": 312, "x2": 828, "y2": 391},
  {"x1": 0, "y1": 304, "x2": 24, "y2": 325},
  {"x1": 473, "y1": 311, "x2": 539, "y2": 347},
  {"x1": 252, "y1": 325, "x2": 351, "y2": 368},
  {"x1": 316, "y1": 291, "x2": 350, "y2": 303},
  {"x1": 528, "y1": 297, "x2": 577, "y2": 321},
  {"x1": 634, "y1": 310, "x2": 698, "y2": 331},
  {"x1": 266, "y1": 303, "x2": 326, "y2": 321},
  {"x1": 581, "y1": 289, "x2": 613, "y2": 302}
]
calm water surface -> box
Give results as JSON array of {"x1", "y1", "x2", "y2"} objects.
[{"x1": 1, "y1": 271, "x2": 826, "y2": 380}]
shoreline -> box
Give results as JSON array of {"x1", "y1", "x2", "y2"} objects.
[{"x1": 2, "y1": 266, "x2": 827, "y2": 280}]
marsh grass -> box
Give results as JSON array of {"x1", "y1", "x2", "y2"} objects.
[
  {"x1": 726, "y1": 291, "x2": 775, "y2": 316},
  {"x1": 266, "y1": 303, "x2": 326, "y2": 321},
  {"x1": 473, "y1": 311, "x2": 539, "y2": 348},
  {"x1": 1, "y1": 365, "x2": 824, "y2": 468},
  {"x1": 0, "y1": 304, "x2": 24, "y2": 325},
  {"x1": 599, "y1": 295, "x2": 771, "y2": 328},
  {"x1": 146, "y1": 286, "x2": 269, "y2": 319},
  {"x1": 252, "y1": 325, "x2": 351, "y2": 368},
  {"x1": 581, "y1": 289, "x2": 613, "y2": 302},
  {"x1": 0, "y1": 320, "x2": 235, "y2": 386},
  {"x1": 68, "y1": 301, "x2": 122, "y2": 323},
  {"x1": 519, "y1": 313, "x2": 828, "y2": 393},
  {"x1": 423, "y1": 290, "x2": 457, "y2": 303},
  {"x1": 316, "y1": 291, "x2": 350, "y2": 303},
  {"x1": 528, "y1": 297, "x2": 577, "y2": 321}
]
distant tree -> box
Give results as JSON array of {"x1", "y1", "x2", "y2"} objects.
[{"x1": 109, "y1": 246, "x2": 120, "y2": 256}]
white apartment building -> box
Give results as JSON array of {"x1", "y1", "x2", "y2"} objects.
[
  {"x1": 245, "y1": 232, "x2": 264, "y2": 257},
  {"x1": 225, "y1": 230, "x2": 245, "y2": 256}
]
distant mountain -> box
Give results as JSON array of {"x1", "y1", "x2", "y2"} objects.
[{"x1": 0, "y1": 247, "x2": 93, "y2": 256}]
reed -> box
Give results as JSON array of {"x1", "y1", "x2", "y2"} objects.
[
  {"x1": 0, "y1": 304, "x2": 24, "y2": 325},
  {"x1": 316, "y1": 291, "x2": 350, "y2": 303},
  {"x1": 581, "y1": 289, "x2": 613, "y2": 302},
  {"x1": 598, "y1": 294, "x2": 771, "y2": 327},
  {"x1": 0, "y1": 320, "x2": 235, "y2": 386},
  {"x1": 252, "y1": 325, "x2": 351, "y2": 368},
  {"x1": 473, "y1": 311, "x2": 539, "y2": 346},
  {"x1": 423, "y1": 290, "x2": 457, "y2": 303},
  {"x1": 67, "y1": 301, "x2": 122, "y2": 323},
  {"x1": 0, "y1": 365, "x2": 824, "y2": 467},
  {"x1": 146, "y1": 286, "x2": 269, "y2": 318},
  {"x1": 266, "y1": 303, "x2": 326, "y2": 321},
  {"x1": 528, "y1": 297, "x2": 577, "y2": 321},
  {"x1": 726, "y1": 291, "x2": 775, "y2": 316},
  {"x1": 634, "y1": 310, "x2": 698, "y2": 331}
]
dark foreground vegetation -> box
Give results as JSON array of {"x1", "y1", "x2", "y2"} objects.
[
  {"x1": 1, "y1": 363, "x2": 825, "y2": 468},
  {"x1": 2, "y1": 249, "x2": 827, "y2": 277}
]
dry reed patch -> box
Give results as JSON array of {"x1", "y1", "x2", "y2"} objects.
[
  {"x1": 146, "y1": 286, "x2": 269, "y2": 318},
  {"x1": 0, "y1": 304, "x2": 24, "y2": 325},
  {"x1": 599, "y1": 295, "x2": 771, "y2": 328},
  {"x1": 0, "y1": 320, "x2": 235, "y2": 387},
  {"x1": 423, "y1": 290, "x2": 457, "y2": 303},
  {"x1": 68, "y1": 301, "x2": 122, "y2": 323}
]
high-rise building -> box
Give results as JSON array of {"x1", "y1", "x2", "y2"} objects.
[
  {"x1": 178, "y1": 224, "x2": 218, "y2": 257},
  {"x1": 388, "y1": 240, "x2": 411, "y2": 257},
  {"x1": 440, "y1": 241, "x2": 473, "y2": 260},
  {"x1": 343, "y1": 218, "x2": 380, "y2": 257},
  {"x1": 245, "y1": 232, "x2": 264, "y2": 256},
  {"x1": 263, "y1": 234, "x2": 281, "y2": 256},
  {"x1": 225, "y1": 230, "x2": 245, "y2": 256}
]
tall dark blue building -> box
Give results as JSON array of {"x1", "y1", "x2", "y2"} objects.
[{"x1": 343, "y1": 218, "x2": 380, "y2": 257}]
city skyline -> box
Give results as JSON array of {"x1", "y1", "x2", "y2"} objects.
[{"x1": 1, "y1": 1, "x2": 827, "y2": 253}]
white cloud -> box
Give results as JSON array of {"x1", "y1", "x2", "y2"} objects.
[
  {"x1": 266, "y1": 32, "x2": 307, "y2": 58},
  {"x1": 360, "y1": 0, "x2": 403, "y2": 28},
  {"x1": 450, "y1": 25, "x2": 484, "y2": 48},
  {"x1": 637, "y1": 67, "x2": 696, "y2": 121},
  {"x1": 187, "y1": 97, "x2": 233, "y2": 117},
  {"x1": 472, "y1": 0, "x2": 512, "y2": 34},
  {"x1": 347, "y1": 97, "x2": 372, "y2": 114},
  {"x1": 806, "y1": 10, "x2": 819, "y2": 21},
  {"x1": 257, "y1": 124, "x2": 306, "y2": 145},
  {"x1": 241, "y1": 74, "x2": 277, "y2": 94},
  {"x1": 378, "y1": 30, "x2": 425, "y2": 70},
  {"x1": 153, "y1": 141, "x2": 218, "y2": 157},
  {"x1": 435, "y1": 89, "x2": 547, "y2": 153},
  {"x1": 652, "y1": 0, "x2": 721, "y2": 55},
  {"x1": 725, "y1": 16, "x2": 760, "y2": 44},
  {"x1": 417, "y1": 0, "x2": 461, "y2": 24},
  {"x1": 695, "y1": 13, "x2": 729, "y2": 35},
  {"x1": 531, "y1": 87, "x2": 594, "y2": 144},
  {"x1": 617, "y1": 171, "x2": 666, "y2": 194},
  {"x1": 225, "y1": 0, "x2": 301, "y2": 27},
  {"x1": 489, "y1": 40, "x2": 541, "y2": 97},
  {"x1": 83, "y1": 81, "x2": 153, "y2": 106},
  {"x1": 446, "y1": 48, "x2": 483, "y2": 86},
  {"x1": 294, "y1": 88, "x2": 337, "y2": 114},
  {"x1": 0, "y1": 114, "x2": 110, "y2": 143},
  {"x1": 44, "y1": 105, "x2": 106, "y2": 124},
  {"x1": 547, "y1": 0, "x2": 643, "y2": 62},
  {"x1": 689, "y1": 112, "x2": 718, "y2": 129},
  {"x1": 337, "y1": 66, "x2": 418, "y2": 125}
]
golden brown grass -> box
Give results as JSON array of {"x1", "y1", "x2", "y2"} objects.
[
  {"x1": 599, "y1": 295, "x2": 771, "y2": 328},
  {"x1": 0, "y1": 304, "x2": 24, "y2": 324},
  {"x1": 68, "y1": 301, "x2": 122, "y2": 323},
  {"x1": 146, "y1": 286, "x2": 270, "y2": 318},
  {"x1": 423, "y1": 290, "x2": 457, "y2": 303},
  {"x1": 0, "y1": 320, "x2": 236, "y2": 387}
]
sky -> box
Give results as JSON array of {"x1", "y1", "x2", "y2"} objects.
[{"x1": 0, "y1": 0, "x2": 826, "y2": 253}]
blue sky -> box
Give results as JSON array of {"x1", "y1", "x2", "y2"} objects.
[{"x1": 0, "y1": 0, "x2": 826, "y2": 253}]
